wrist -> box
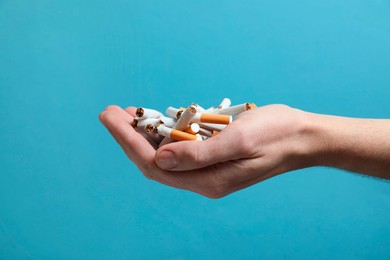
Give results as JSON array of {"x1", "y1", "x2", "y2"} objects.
[
  {"x1": 301, "y1": 111, "x2": 354, "y2": 170},
  {"x1": 295, "y1": 111, "x2": 335, "y2": 169}
]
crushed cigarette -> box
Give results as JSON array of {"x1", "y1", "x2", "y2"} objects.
[{"x1": 131, "y1": 98, "x2": 256, "y2": 147}]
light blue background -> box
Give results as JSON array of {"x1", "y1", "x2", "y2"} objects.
[{"x1": 1, "y1": 0, "x2": 390, "y2": 259}]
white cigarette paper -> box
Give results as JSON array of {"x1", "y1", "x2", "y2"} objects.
[
  {"x1": 198, "y1": 127, "x2": 213, "y2": 137},
  {"x1": 134, "y1": 118, "x2": 161, "y2": 128},
  {"x1": 173, "y1": 105, "x2": 197, "y2": 131},
  {"x1": 198, "y1": 122, "x2": 227, "y2": 132},
  {"x1": 159, "y1": 105, "x2": 197, "y2": 146},
  {"x1": 136, "y1": 108, "x2": 163, "y2": 119},
  {"x1": 192, "y1": 103, "x2": 205, "y2": 112},
  {"x1": 165, "y1": 107, "x2": 180, "y2": 118},
  {"x1": 218, "y1": 98, "x2": 231, "y2": 109},
  {"x1": 159, "y1": 116, "x2": 176, "y2": 128},
  {"x1": 218, "y1": 103, "x2": 251, "y2": 116}
]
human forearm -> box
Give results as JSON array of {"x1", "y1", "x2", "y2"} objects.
[{"x1": 306, "y1": 113, "x2": 390, "y2": 179}]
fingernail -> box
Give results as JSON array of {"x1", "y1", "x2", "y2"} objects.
[{"x1": 157, "y1": 150, "x2": 178, "y2": 169}]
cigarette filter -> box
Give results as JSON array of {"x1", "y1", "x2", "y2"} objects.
[
  {"x1": 157, "y1": 125, "x2": 202, "y2": 141},
  {"x1": 136, "y1": 108, "x2": 163, "y2": 119},
  {"x1": 218, "y1": 98, "x2": 231, "y2": 109},
  {"x1": 192, "y1": 113, "x2": 232, "y2": 125},
  {"x1": 184, "y1": 123, "x2": 200, "y2": 135},
  {"x1": 217, "y1": 103, "x2": 251, "y2": 116},
  {"x1": 212, "y1": 130, "x2": 220, "y2": 136}
]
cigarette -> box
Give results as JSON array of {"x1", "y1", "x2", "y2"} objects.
[
  {"x1": 192, "y1": 103, "x2": 206, "y2": 112},
  {"x1": 212, "y1": 130, "x2": 220, "y2": 136},
  {"x1": 251, "y1": 103, "x2": 257, "y2": 109},
  {"x1": 184, "y1": 123, "x2": 200, "y2": 135},
  {"x1": 133, "y1": 118, "x2": 161, "y2": 128},
  {"x1": 198, "y1": 122, "x2": 227, "y2": 132},
  {"x1": 159, "y1": 105, "x2": 197, "y2": 145},
  {"x1": 157, "y1": 125, "x2": 202, "y2": 141},
  {"x1": 131, "y1": 119, "x2": 138, "y2": 127},
  {"x1": 197, "y1": 134, "x2": 209, "y2": 140},
  {"x1": 206, "y1": 106, "x2": 218, "y2": 113},
  {"x1": 218, "y1": 98, "x2": 231, "y2": 109},
  {"x1": 144, "y1": 123, "x2": 155, "y2": 133},
  {"x1": 198, "y1": 127, "x2": 213, "y2": 137},
  {"x1": 173, "y1": 105, "x2": 197, "y2": 131},
  {"x1": 219, "y1": 103, "x2": 251, "y2": 116},
  {"x1": 159, "y1": 116, "x2": 176, "y2": 128},
  {"x1": 136, "y1": 108, "x2": 163, "y2": 119},
  {"x1": 192, "y1": 113, "x2": 232, "y2": 125},
  {"x1": 217, "y1": 103, "x2": 252, "y2": 116},
  {"x1": 165, "y1": 107, "x2": 180, "y2": 118},
  {"x1": 176, "y1": 110, "x2": 184, "y2": 119}
]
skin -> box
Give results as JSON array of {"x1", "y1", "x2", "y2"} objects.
[{"x1": 99, "y1": 104, "x2": 390, "y2": 198}]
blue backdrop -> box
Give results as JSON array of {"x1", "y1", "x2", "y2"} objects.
[{"x1": 1, "y1": 0, "x2": 390, "y2": 259}]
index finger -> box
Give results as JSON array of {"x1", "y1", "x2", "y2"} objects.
[{"x1": 99, "y1": 108, "x2": 156, "y2": 170}]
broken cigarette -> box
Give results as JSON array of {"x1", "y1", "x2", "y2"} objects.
[
  {"x1": 136, "y1": 108, "x2": 163, "y2": 119},
  {"x1": 198, "y1": 127, "x2": 213, "y2": 137},
  {"x1": 217, "y1": 103, "x2": 252, "y2": 116},
  {"x1": 133, "y1": 118, "x2": 161, "y2": 128},
  {"x1": 218, "y1": 98, "x2": 231, "y2": 109},
  {"x1": 174, "y1": 105, "x2": 197, "y2": 131},
  {"x1": 165, "y1": 107, "x2": 180, "y2": 118},
  {"x1": 159, "y1": 105, "x2": 197, "y2": 146},
  {"x1": 197, "y1": 122, "x2": 227, "y2": 132},
  {"x1": 159, "y1": 116, "x2": 176, "y2": 128},
  {"x1": 157, "y1": 125, "x2": 202, "y2": 141},
  {"x1": 144, "y1": 123, "x2": 155, "y2": 133}
]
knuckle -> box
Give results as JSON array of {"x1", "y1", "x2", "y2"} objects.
[
  {"x1": 193, "y1": 147, "x2": 208, "y2": 165},
  {"x1": 105, "y1": 105, "x2": 121, "y2": 112},
  {"x1": 239, "y1": 141, "x2": 255, "y2": 156},
  {"x1": 234, "y1": 129, "x2": 254, "y2": 156},
  {"x1": 205, "y1": 168, "x2": 231, "y2": 199}
]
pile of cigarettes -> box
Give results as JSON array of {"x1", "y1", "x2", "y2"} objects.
[{"x1": 131, "y1": 98, "x2": 257, "y2": 147}]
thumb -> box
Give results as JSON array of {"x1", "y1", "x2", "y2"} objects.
[{"x1": 155, "y1": 135, "x2": 240, "y2": 171}]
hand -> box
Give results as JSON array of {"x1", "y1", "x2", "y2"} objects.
[{"x1": 99, "y1": 104, "x2": 314, "y2": 198}]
